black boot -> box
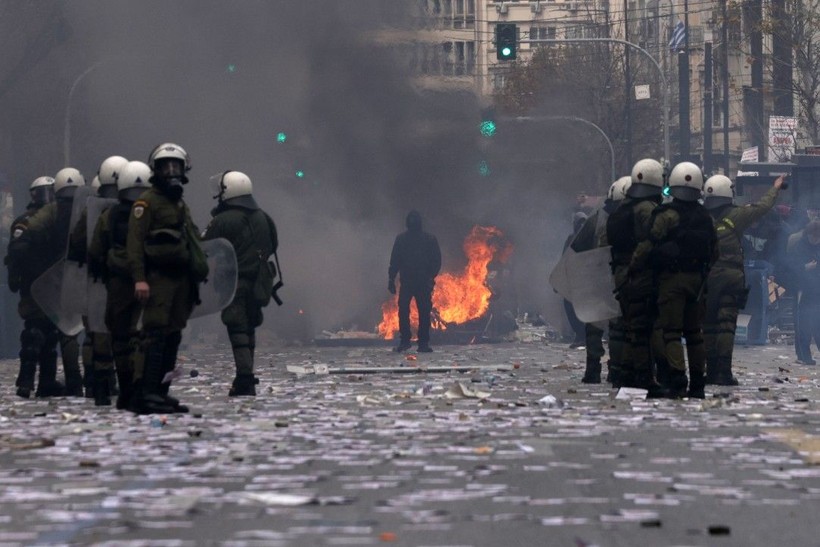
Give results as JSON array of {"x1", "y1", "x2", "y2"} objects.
[
  {"x1": 129, "y1": 333, "x2": 177, "y2": 415},
  {"x1": 115, "y1": 364, "x2": 133, "y2": 411},
  {"x1": 158, "y1": 332, "x2": 188, "y2": 413},
  {"x1": 229, "y1": 374, "x2": 259, "y2": 397},
  {"x1": 708, "y1": 357, "x2": 739, "y2": 386},
  {"x1": 93, "y1": 370, "x2": 113, "y2": 406},
  {"x1": 16, "y1": 358, "x2": 36, "y2": 399},
  {"x1": 687, "y1": 368, "x2": 706, "y2": 399},
  {"x1": 581, "y1": 357, "x2": 601, "y2": 384},
  {"x1": 663, "y1": 367, "x2": 689, "y2": 399},
  {"x1": 36, "y1": 352, "x2": 63, "y2": 398}
]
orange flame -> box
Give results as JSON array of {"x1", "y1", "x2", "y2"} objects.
[{"x1": 377, "y1": 225, "x2": 513, "y2": 340}]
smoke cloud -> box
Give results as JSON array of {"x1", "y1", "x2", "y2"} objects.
[{"x1": 0, "y1": 1, "x2": 591, "y2": 340}]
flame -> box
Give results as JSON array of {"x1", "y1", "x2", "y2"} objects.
[{"x1": 377, "y1": 225, "x2": 513, "y2": 340}]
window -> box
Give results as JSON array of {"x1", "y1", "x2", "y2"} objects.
[
  {"x1": 493, "y1": 73, "x2": 507, "y2": 90},
  {"x1": 530, "y1": 26, "x2": 557, "y2": 44}
]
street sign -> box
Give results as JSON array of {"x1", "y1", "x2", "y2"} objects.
[{"x1": 634, "y1": 84, "x2": 650, "y2": 100}]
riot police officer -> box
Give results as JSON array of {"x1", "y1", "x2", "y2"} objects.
[
  {"x1": 15, "y1": 168, "x2": 87, "y2": 396},
  {"x1": 69, "y1": 155, "x2": 127, "y2": 401},
  {"x1": 637, "y1": 162, "x2": 718, "y2": 398},
  {"x1": 88, "y1": 160, "x2": 152, "y2": 408},
  {"x1": 4, "y1": 177, "x2": 63, "y2": 398},
  {"x1": 203, "y1": 171, "x2": 279, "y2": 396},
  {"x1": 607, "y1": 159, "x2": 665, "y2": 394},
  {"x1": 572, "y1": 176, "x2": 631, "y2": 383},
  {"x1": 126, "y1": 143, "x2": 207, "y2": 414},
  {"x1": 703, "y1": 174, "x2": 783, "y2": 385}
]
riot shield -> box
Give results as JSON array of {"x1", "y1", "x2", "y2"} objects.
[
  {"x1": 190, "y1": 237, "x2": 238, "y2": 319},
  {"x1": 85, "y1": 197, "x2": 118, "y2": 333},
  {"x1": 564, "y1": 246, "x2": 620, "y2": 323},
  {"x1": 548, "y1": 248, "x2": 573, "y2": 301},
  {"x1": 60, "y1": 186, "x2": 97, "y2": 320},
  {"x1": 30, "y1": 259, "x2": 84, "y2": 336}
]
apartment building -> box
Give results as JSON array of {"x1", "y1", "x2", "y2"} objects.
[{"x1": 390, "y1": 0, "x2": 798, "y2": 172}]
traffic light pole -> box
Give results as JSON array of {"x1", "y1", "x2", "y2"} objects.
[
  {"x1": 524, "y1": 38, "x2": 671, "y2": 165},
  {"x1": 503, "y1": 115, "x2": 616, "y2": 181}
]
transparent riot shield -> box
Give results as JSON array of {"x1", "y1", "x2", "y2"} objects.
[
  {"x1": 85, "y1": 197, "x2": 118, "y2": 333},
  {"x1": 190, "y1": 237, "x2": 238, "y2": 319},
  {"x1": 564, "y1": 246, "x2": 620, "y2": 323},
  {"x1": 60, "y1": 186, "x2": 96, "y2": 320},
  {"x1": 30, "y1": 259, "x2": 84, "y2": 335},
  {"x1": 548, "y1": 248, "x2": 573, "y2": 301}
]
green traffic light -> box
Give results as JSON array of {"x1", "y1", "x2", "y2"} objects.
[
  {"x1": 479, "y1": 120, "x2": 497, "y2": 138},
  {"x1": 277, "y1": 132, "x2": 287, "y2": 143},
  {"x1": 296, "y1": 170, "x2": 305, "y2": 178},
  {"x1": 501, "y1": 47, "x2": 512, "y2": 58},
  {"x1": 662, "y1": 186, "x2": 671, "y2": 196},
  {"x1": 478, "y1": 160, "x2": 491, "y2": 177}
]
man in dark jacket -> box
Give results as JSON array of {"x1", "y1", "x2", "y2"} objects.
[
  {"x1": 203, "y1": 171, "x2": 278, "y2": 396},
  {"x1": 388, "y1": 210, "x2": 441, "y2": 353},
  {"x1": 786, "y1": 220, "x2": 820, "y2": 365}
]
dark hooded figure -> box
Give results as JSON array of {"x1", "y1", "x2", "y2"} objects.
[{"x1": 388, "y1": 210, "x2": 442, "y2": 352}]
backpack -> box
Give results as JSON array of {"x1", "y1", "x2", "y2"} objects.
[
  {"x1": 650, "y1": 201, "x2": 715, "y2": 269},
  {"x1": 606, "y1": 201, "x2": 637, "y2": 254}
]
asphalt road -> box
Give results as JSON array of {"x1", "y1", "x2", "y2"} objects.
[{"x1": 0, "y1": 332, "x2": 818, "y2": 547}]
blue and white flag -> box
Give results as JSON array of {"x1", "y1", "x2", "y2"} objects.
[{"x1": 668, "y1": 20, "x2": 686, "y2": 51}]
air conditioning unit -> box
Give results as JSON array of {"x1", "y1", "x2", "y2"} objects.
[
  {"x1": 531, "y1": 1, "x2": 543, "y2": 13},
  {"x1": 496, "y1": 2, "x2": 508, "y2": 14}
]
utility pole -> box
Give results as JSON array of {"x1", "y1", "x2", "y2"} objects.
[
  {"x1": 704, "y1": 40, "x2": 713, "y2": 174},
  {"x1": 721, "y1": 0, "x2": 730, "y2": 174},
  {"x1": 678, "y1": 0, "x2": 691, "y2": 161},
  {"x1": 623, "y1": 0, "x2": 632, "y2": 167}
]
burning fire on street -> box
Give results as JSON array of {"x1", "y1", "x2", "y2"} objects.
[{"x1": 377, "y1": 225, "x2": 513, "y2": 340}]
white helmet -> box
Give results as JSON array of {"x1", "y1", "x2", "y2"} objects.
[
  {"x1": 54, "y1": 167, "x2": 86, "y2": 197},
  {"x1": 98, "y1": 155, "x2": 128, "y2": 186},
  {"x1": 211, "y1": 170, "x2": 259, "y2": 208},
  {"x1": 668, "y1": 161, "x2": 704, "y2": 202},
  {"x1": 117, "y1": 161, "x2": 153, "y2": 201},
  {"x1": 91, "y1": 175, "x2": 101, "y2": 189},
  {"x1": 628, "y1": 158, "x2": 664, "y2": 197},
  {"x1": 702, "y1": 174, "x2": 734, "y2": 209},
  {"x1": 148, "y1": 142, "x2": 190, "y2": 183},
  {"x1": 29, "y1": 176, "x2": 55, "y2": 206},
  {"x1": 607, "y1": 176, "x2": 632, "y2": 202}
]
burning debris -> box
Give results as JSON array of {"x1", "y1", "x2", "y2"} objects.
[{"x1": 378, "y1": 225, "x2": 513, "y2": 341}]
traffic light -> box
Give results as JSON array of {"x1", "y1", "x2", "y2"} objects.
[
  {"x1": 480, "y1": 107, "x2": 497, "y2": 138},
  {"x1": 496, "y1": 23, "x2": 517, "y2": 61}
]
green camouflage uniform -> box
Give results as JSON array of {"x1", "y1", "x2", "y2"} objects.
[
  {"x1": 88, "y1": 200, "x2": 140, "y2": 408},
  {"x1": 69, "y1": 207, "x2": 114, "y2": 399},
  {"x1": 203, "y1": 200, "x2": 278, "y2": 395},
  {"x1": 571, "y1": 203, "x2": 623, "y2": 383},
  {"x1": 126, "y1": 187, "x2": 202, "y2": 413},
  {"x1": 636, "y1": 201, "x2": 718, "y2": 397},
  {"x1": 616, "y1": 196, "x2": 662, "y2": 390},
  {"x1": 704, "y1": 186, "x2": 779, "y2": 384},
  {"x1": 14, "y1": 199, "x2": 83, "y2": 395},
  {"x1": 4, "y1": 205, "x2": 63, "y2": 397}
]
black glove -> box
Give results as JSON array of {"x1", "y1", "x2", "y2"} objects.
[{"x1": 388, "y1": 279, "x2": 396, "y2": 295}]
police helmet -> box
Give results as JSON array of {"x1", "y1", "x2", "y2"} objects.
[
  {"x1": 98, "y1": 155, "x2": 128, "y2": 187},
  {"x1": 54, "y1": 167, "x2": 86, "y2": 198},
  {"x1": 702, "y1": 174, "x2": 734, "y2": 209},
  {"x1": 117, "y1": 161, "x2": 153, "y2": 202},
  {"x1": 148, "y1": 143, "x2": 190, "y2": 183},
  {"x1": 29, "y1": 176, "x2": 55, "y2": 206},
  {"x1": 628, "y1": 158, "x2": 664, "y2": 198},
  {"x1": 607, "y1": 176, "x2": 632, "y2": 202},
  {"x1": 668, "y1": 162, "x2": 704, "y2": 202}
]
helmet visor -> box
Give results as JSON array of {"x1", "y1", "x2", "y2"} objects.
[{"x1": 31, "y1": 185, "x2": 54, "y2": 206}]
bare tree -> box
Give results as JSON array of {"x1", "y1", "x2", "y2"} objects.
[{"x1": 742, "y1": 0, "x2": 820, "y2": 145}]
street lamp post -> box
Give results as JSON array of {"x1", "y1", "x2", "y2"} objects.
[
  {"x1": 63, "y1": 60, "x2": 110, "y2": 166},
  {"x1": 505, "y1": 115, "x2": 616, "y2": 182},
  {"x1": 523, "y1": 38, "x2": 671, "y2": 165}
]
